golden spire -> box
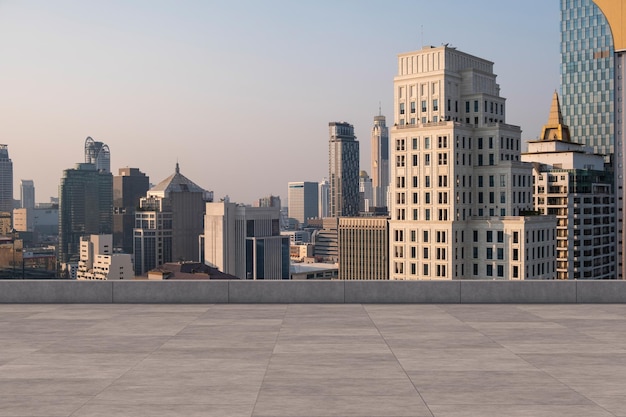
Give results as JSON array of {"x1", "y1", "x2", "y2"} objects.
[{"x1": 540, "y1": 91, "x2": 571, "y2": 142}]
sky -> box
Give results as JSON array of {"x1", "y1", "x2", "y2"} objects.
[{"x1": 0, "y1": 0, "x2": 561, "y2": 206}]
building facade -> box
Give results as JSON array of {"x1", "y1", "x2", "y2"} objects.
[
  {"x1": 389, "y1": 46, "x2": 556, "y2": 280},
  {"x1": 20, "y1": 180, "x2": 35, "y2": 209},
  {"x1": 58, "y1": 163, "x2": 113, "y2": 265},
  {"x1": 359, "y1": 171, "x2": 373, "y2": 212},
  {"x1": 522, "y1": 91, "x2": 615, "y2": 280},
  {"x1": 589, "y1": 0, "x2": 626, "y2": 278},
  {"x1": 329, "y1": 122, "x2": 360, "y2": 217},
  {"x1": 76, "y1": 234, "x2": 134, "y2": 280},
  {"x1": 338, "y1": 217, "x2": 388, "y2": 280},
  {"x1": 133, "y1": 163, "x2": 212, "y2": 275},
  {"x1": 561, "y1": 0, "x2": 614, "y2": 159},
  {"x1": 0, "y1": 145, "x2": 13, "y2": 215},
  {"x1": 318, "y1": 179, "x2": 329, "y2": 218},
  {"x1": 204, "y1": 201, "x2": 290, "y2": 279},
  {"x1": 113, "y1": 168, "x2": 149, "y2": 254},
  {"x1": 371, "y1": 114, "x2": 389, "y2": 208},
  {"x1": 287, "y1": 181, "x2": 318, "y2": 227}
]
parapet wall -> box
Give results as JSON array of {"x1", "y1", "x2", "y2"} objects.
[{"x1": 0, "y1": 280, "x2": 625, "y2": 303}]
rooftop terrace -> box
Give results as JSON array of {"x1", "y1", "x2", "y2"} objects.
[{"x1": 0, "y1": 303, "x2": 625, "y2": 416}]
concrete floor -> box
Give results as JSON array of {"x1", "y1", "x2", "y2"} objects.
[{"x1": 0, "y1": 304, "x2": 625, "y2": 417}]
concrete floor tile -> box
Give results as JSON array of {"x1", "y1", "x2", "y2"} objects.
[
  {"x1": 72, "y1": 403, "x2": 255, "y2": 417},
  {"x1": 428, "y1": 404, "x2": 615, "y2": 417},
  {"x1": 0, "y1": 395, "x2": 89, "y2": 416},
  {"x1": 259, "y1": 377, "x2": 418, "y2": 397},
  {"x1": 252, "y1": 394, "x2": 432, "y2": 417},
  {"x1": 0, "y1": 378, "x2": 114, "y2": 396}
]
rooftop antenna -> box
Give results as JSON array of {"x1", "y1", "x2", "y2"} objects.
[{"x1": 378, "y1": 101, "x2": 382, "y2": 116}]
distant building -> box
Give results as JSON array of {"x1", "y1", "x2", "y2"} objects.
[
  {"x1": 359, "y1": 171, "x2": 373, "y2": 212},
  {"x1": 204, "y1": 201, "x2": 290, "y2": 279},
  {"x1": 113, "y1": 168, "x2": 149, "y2": 253},
  {"x1": 287, "y1": 181, "x2": 318, "y2": 227},
  {"x1": 312, "y1": 217, "x2": 339, "y2": 263},
  {"x1": 522, "y1": 91, "x2": 615, "y2": 279},
  {"x1": 76, "y1": 234, "x2": 134, "y2": 280},
  {"x1": 84, "y1": 137, "x2": 111, "y2": 173},
  {"x1": 133, "y1": 163, "x2": 213, "y2": 275},
  {"x1": 0, "y1": 145, "x2": 13, "y2": 214},
  {"x1": 318, "y1": 178, "x2": 330, "y2": 218},
  {"x1": 12, "y1": 207, "x2": 58, "y2": 243},
  {"x1": 147, "y1": 262, "x2": 237, "y2": 280},
  {"x1": 20, "y1": 180, "x2": 35, "y2": 209},
  {"x1": 338, "y1": 217, "x2": 389, "y2": 280},
  {"x1": 256, "y1": 195, "x2": 281, "y2": 208},
  {"x1": 371, "y1": 114, "x2": 389, "y2": 208},
  {"x1": 329, "y1": 122, "x2": 360, "y2": 217},
  {"x1": 58, "y1": 163, "x2": 112, "y2": 265}
]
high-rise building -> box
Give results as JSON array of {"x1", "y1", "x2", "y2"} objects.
[
  {"x1": 338, "y1": 217, "x2": 388, "y2": 280},
  {"x1": 318, "y1": 179, "x2": 329, "y2": 218},
  {"x1": 522, "y1": 91, "x2": 615, "y2": 279},
  {"x1": 371, "y1": 114, "x2": 389, "y2": 208},
  {"x1": 359, "y1": 171, "x2": 373, "y2": 212},
  {"x1": 328, "y1": 122, "x2": 360, "y2": 217},
  {"x1": 84, "y1": 136, "x2": 111, "y2": 173},
  {"x1": 588, "y1": 0, "x2": 626, "y2": 278},
  {"x1": 113, "y1": 168, "x2": 149, "y2": 254},
  {"x1": 20, "y1": 180, "x2": 35, "y2": 209},
  {"x1": 389, "y1": 45, "x2": 556, "y2": 280},
  {"x1": 204, "y1": 201, "x2": 290, "y2": 279},
  {"x1": 287, "y1": 181, "x2": 318, "y2": 227},
  {"x1": 133, "y1": 164, "x2": 213, "y2": 275},
  {"x1": 560, "y1": 0, "x2": 614, "y2": 159},
  {"x1": 0, "y1": 145, "x2": 13, "y2": 214},
  {"x1": 58, "y1": 163, "x2": 113, "y2": 265}
]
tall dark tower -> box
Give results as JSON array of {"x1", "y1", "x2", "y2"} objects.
[
  {"x1": 58, "y1": 163, "x2": 113, "y2": 266},
  {"x1": 113, "y1": 168, "x2": 149, "y2": 254},
  {"x1": 328, "y1": 122, "x2": 360, "y2": 217},
  {"x1": 0, "y1": 145, "x2": 13, "y2": 214},
  {"x1": 371, "y1": 113, "x2": 389, "y2": 209}
]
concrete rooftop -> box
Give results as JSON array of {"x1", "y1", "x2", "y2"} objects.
[{"x1": 0, "y1": 303, "x2": 625, "y2": 417}]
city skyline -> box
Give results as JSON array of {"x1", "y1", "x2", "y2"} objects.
[{"x1": 0, "y1": 1, "x2": 560, "y2": 205}]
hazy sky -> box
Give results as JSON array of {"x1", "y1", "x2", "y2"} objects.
[{"x1": 0, "y1": 0, "x2": 560, "y2": 205}]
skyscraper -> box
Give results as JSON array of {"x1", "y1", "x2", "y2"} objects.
[
  {"x1": 328, "y1": 122, "x2": 359, "y2": 217},
  {"x1": 561, "y1": 0, "x2": 614, "y2": 160},
  {"x1": 20, "y1": 180, "x2": 35, "y2": 209},
  {"x1": 113, "y1": 168, "x2": 149, "y2": 254},
  {"x1": 371, "y1": 114, "x2": 389, "y2": 208},
  {"x1": 318, "y1": 178, "x2": 329, "y2": 218},
  {"x1": 389, "y1": 45, "x2": 556, "y2": 280},
  {"x1": 58, "y1": 163, "x2": 113, "y2": 265},
  {"x1": 84, "y1": 137, "x2": 111, "y2": 173},
  {"x1": 587, "y1": 0, "x2": 626, "y2": 279},
  {"x1": 133, "y1": 163, "x2": 213, "y2": 275},
  {"x1": 0, "y1": 145, "x2": 13, "y2": 214},
  {"x1": 287, "y1": 181, "x2": 318, "y2": 227}
]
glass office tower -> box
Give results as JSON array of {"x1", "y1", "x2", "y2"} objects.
[{"x1": 560, "y1": 0, "x2": 614, "y2": 161}]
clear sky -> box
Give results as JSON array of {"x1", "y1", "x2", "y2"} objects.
[{"x1": 0, "y1": 0, "x2": 560, "y2": 206}]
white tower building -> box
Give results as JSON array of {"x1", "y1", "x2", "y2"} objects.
[
  {"x1": 389, "y1": 46, "x2": 556, "y2": 280},
  {"x1": 371, "y1": 114, "x2": 389, "y2": 209}
]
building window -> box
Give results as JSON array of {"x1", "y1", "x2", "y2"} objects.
[
  {"x1": 489, "y1": 175, "x2": 494, "y2": 187},
  {"x1": 400, "y1": 103, "x2": 405, "y2": 115},
  {"x1": 497, "y1": 264, "x2": 504, "y2": 277},
  {"x1": 410, "y1": 101, "x2": 416, "y2": 113},
  {"x1": 433, "y1": 99, "x2": 439, "y2": 111},
  {"x1": 497, "y1": 248, "x2": 504, "y2": 260},
  {"x1": 438, "y1": 153, "x2": 448, "y2": 165},
  {"x1": 412, "y1": 137, "x2": 418, "y2": 149},
  {"x1": 423, "y1": 247, "x2": 429, "y2": 259},
  {"x1": 424, "y1": 137, "x2": 430, "y2": 149},
  {"x1": 487, "y1": 231, "x2": 493, "y2": 242},
  {"x1": 513, "y1": 231, "x2": 519, "y2": 243},
  {"x1": 486, "y1": 264, "x2": 493, "y2": 276},
  {"x1": 421, "y1": 100, "x2": 427, "y2": 112},
  {"x1": 497, "y1": 231, "x2": 504, "y2": 243}
]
